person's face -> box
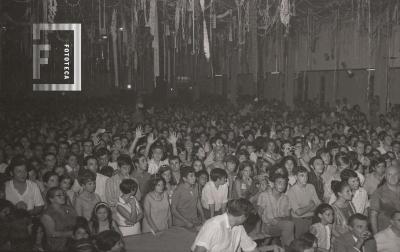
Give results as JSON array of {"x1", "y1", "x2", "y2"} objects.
[
  {"x1": 138, "y1": 156, "x2": 148, "y2": 171},
  {"x1": 74, "y1": 227, "x2": 89, "y2": 240},
  {"x1": 120, "y1": 164, "x2": 131, "y2": 175},
  {"x1": 28, "y1": 170, "x2": 37, "y2": 181},
  {"x1": 51, "y1": 190, "x2": 66, "y2": 205},
  {"x1": 71, "y1": 144, "x2": 80, "y2": 155},
  {"x1": 59, "y1": 144, "x2": 69, "y2": 155},
  {"x1": 321, "y1": 153, "x2": 331, "y2": 165},
  {"x1": 111, "y1": 150, "x2": 120, "y2": 161},
  {"x1": 319, "y1": 209, "x2": 334, "y2": 224},
  {"x1": 155, "y1": 180, "x2": 165, "y2": 193},
  {"x1": 54, "y1": 166, "x2": 65, "y2": 176},
  {"x1": 45, "y1": 155, "x2": 57, "y2": 169},
  {"x1": 285, "y1": 160, "x2": 294, "y2": 172},
  {"x1": 297, "y1": 172, "x2": 308, "y2": 185},
  {"x1": 86, "y1": 158, "x2": 98, "y2": 174},
  {"x1": 162, "y1": 170, "x2": 172, "y2": 183},
  {"x1": 98, "y1": 154, "x2": 109, "y2": 168},
  {"x1": 110, "y1": 239, "x2": 124, "y2": 252},
  {"x1": 375, "y1": 162, "x2": 386, "y2": 176},
  {"x1": 198, "y1": 174, "x2": 208, "y2": 186},
  {"x1": 193, "y1": 160, "x2": 203, "y2": 172},
  {"x1": 372, "y1": 139, "x2": 380, "y2": 149},
  {"x1": 83, "y1": 141, "x2": 93, "y2": 154},
  {"x1": 312, "y1": 159, "x2": 325, "y2": 174},
  {"x1": 46, "y1": 175, "x2": 59, "y2": 188},
  {"x1": 242, "y1": 166, "x2": 252, "y2": 178},
  {"x1": 274, "y1": 178, "x2": 287, "y2": 193},
  {"x1": 170, "y1": 159, "x2": 180, "y2": 172},
  {"x1": 356, "y1": 142, "x2": 364, "y2": 155},
  {"x1": 282, "y1": 143, "x2": 292, "y2": 156},
  {"x1": 386, "y1": 167, "x2": 400, "y2": 186},
  {"x1": 384, "y1": 135, "x2": 393, "y2": 146},
  {"x1": 226, "y1": 161, "x2": 236, "y2": 173},
  {"x1": 12, "y1": 165, "x2": 27, "y2": 182},
  {"x1": 196, "y1": 147, "x2": 206, "y2": 159},
  {"x1": 67, "y1": 155, "x2": 78, "y2": 167},
  {"x1": 96, "y1": 207, "x2": 108, "y2": 221},
  {"x1": 348, "y1": 177, "x2": 360, "y2": 191},
  {"x1": 184, "y1": 173, "x2": 196, "y2": 185},
  {"x1": 84, "y1": 181, "x2": 96, "y2": 193},
  {"x1": 351, "y1": 219, "x2": 368, "y2": 238},
  {"x1": 390, "y1": 212, "x2": 400, "y2": 231},
  {"x1": 267, "y1": 142, "x2": 275, "y2": 152},
  {"x1": 216, "y1": 177, "x2": 227, "y2": 187},
  {"x1": 152, "y1": 148, "x2": 163, "y2": 161},
  {"x1": 60, "y1": 178, "x2": 72, "y2": 191},
  {"x1": 339, "y1": 185, "x2": 353, "y2": 201}
]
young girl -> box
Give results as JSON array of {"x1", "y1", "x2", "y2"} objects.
[
  {"x1": 90, "y1": 202, "x2": 120, "y2": 235},
  {"x1": 158, "y1": 165, "x2": 177, "y2": 204},
  {"x1": 233, "y1": 161, "x2": 254, "y2": 200},
  {"x1": 310, "y1": 203, "x2": 334, "y2": 252},
  {"x1": 281, "y1": 156, "x2": 297, "y2": 187},
  {"x1": 116, "y1": 179, "x2": 143, "y2": 236}
]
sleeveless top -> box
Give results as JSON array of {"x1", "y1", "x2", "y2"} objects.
[
  {"x1": 116, "y1": 196, "x2": 141, "y2": 236},
  {"x1": 332, "y1": 202, "x2": 356, "y2": 237},
  {"x1": 310, "y1": 222, "x2": 332, "y2": 250},
  {"x1": 142, "y1": 192, "x2": 170, "y2": 233},
  {"x1": 43, "y1": 204, "x2": 77, "y2": 251}
]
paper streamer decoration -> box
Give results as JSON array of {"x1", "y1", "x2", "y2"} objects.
[
  {"x1": 149, "y1": 0, "x2": 159, "y2": 86},
  {"x1": 200, "y1": 0, "x2": 210, "y2": 61},
  {"x1": 48, "y1": 0, "x2": 57, "y2": 23},
  {"x1": 111, "y1": 9, "x2": 119, "y2": 87},
  {"x1": 280, "y1": 0, "x2": 290, "y2": 27}
]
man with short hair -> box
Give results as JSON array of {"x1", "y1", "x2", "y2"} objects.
[
  {"x1": 375, "y1": 211, "x2": 400, "y2": 252},
  {"x1": 191, "y1": 199, "x2": 257, "y2": 252},
  {"x1": 334, "y1": 213, "x2": 377, "y2": 252}
]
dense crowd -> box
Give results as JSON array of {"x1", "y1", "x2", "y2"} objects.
[{"x1": 0, "y1": 95, "x2": 399, "y2": 252}]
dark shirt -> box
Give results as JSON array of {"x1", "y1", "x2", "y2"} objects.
[{"x1": 308, "y1": 170, "x2": 324, "y2": 202}]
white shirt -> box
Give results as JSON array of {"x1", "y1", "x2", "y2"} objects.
[
  {"x1": 201, "y1": 181, "x2": 228, "y2": 211},
  {"x1": 191, "y1": 213, "x2": 257, "y2": 252},
  {"x1": 5, "y1": 180, "x2": 44, "y2": 210},
  {"x1": 375, "y1": 226, "x2": 400, "y2": 252},
  {"x1": 147, "y1": 158, "x2": 169, "y2": 175}
]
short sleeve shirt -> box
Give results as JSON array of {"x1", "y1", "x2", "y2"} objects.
[
  {"x1": 370, "y1": 184, "x2": 400, "y2": 231},
  {"x1": 5, "y1": 180, "x2": 44, "y2": 210},
  {"x1": 171, "y1": 183, "x2": 200, "y2": 226},
  {"x1": 201, "y1": 181, "x2": 228, "y2": 211},
  {"x1": 191, "y1": 213, "x2": 257, "y2": 252}
]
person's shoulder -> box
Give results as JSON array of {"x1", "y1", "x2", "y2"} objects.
[
  {"x1": 97, "y1": 173, "x2": 108, "y2": 181},
  {"x1": 27, "y1": 179, "x2": 40, "y2": 190}
]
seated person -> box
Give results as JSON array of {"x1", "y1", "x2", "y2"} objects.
[
  {"x1": 374, "y1": 211, "x2": 400, "y2": 252},
  {"x1": 201, "y1": 168, "x2": 228, "y2": 219}
]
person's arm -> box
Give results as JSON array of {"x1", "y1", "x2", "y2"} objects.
[
  {"x1": 370, "y1": 209, "x2": 379, "y2": 234},
  {"x1": 116, "y1": 203, "x2": 139, "y2": 224},
  {"x1": 41, "y1": 214, "x2": 73, "y2": 238},
  {"x1": 197, "y1": 199, "x2": 205, "y2": 223},
  {"x1": 144, "y1": 133, "x2": 157, "y2": 158},
  {"x1": 234, "y1": 179, "x2": 243, "y2": 199},
  {"x1": 128, "y1": 127, "x2": 143, "y2": 157},
  {"x1": 168, "y1": 132, "x2": 178, "y2": 156},
  {"x1": 209, "y1": 204, "x2": 216, "y2": 218},
  {"x1": 143, "y1": 195, "x2": 160, "y2": 232}
]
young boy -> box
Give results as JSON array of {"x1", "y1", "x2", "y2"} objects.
[
  {"x1": 75, "y1": 170, "x2": 101, "y2": 221},
  {"x1": 132, "y1": 154, "x2": 151, "y2": 197},
  {"x1": 287, "y1": 166, "x2": 321, "y2": 238},
  {"x1": 171, "y1": 166, "x2": 205, "y2": 229},
  {"x1": 224, "y1": 155, "x2": 238, "y2": 200},
  {"x1": 201, "y1": 168, "x2": 228, "y2": 219},
  {"x1": 257, "y1": 173, "x2": 294, "y2": 247},
  {"x1": 147, "y1": 145, "x2": 169, "y2": 175},
  {"x1": 307, "y1": 156, "x2": 325, "y2": 202}
]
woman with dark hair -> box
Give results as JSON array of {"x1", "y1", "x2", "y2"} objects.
[
  {"x1": 40, "y1": 187, "x2": 78, "y2": 251},
  {"x1": 89, "y1": 202, "x2": 120, "y2": 235},
  {"x1": 330, "y1": 180, "x2": 356, "y2": 238},
  {"x1": 233, "y1": 160, "x2": 255, "y2": 200},
  {"x1": 95, "y1": 230, "x2": 124, "y2": 252},
  {"x1": 157, "y1": 165, "x2": 177, "y2": 204},
  {"x1": 142, "y1": 176, "x2": 171, "y2": 233}
]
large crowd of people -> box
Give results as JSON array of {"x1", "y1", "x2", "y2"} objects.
[{"x1": 0, "y1": 95, "x2": 400, "y2": 252}]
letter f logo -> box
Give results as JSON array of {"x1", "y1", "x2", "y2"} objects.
[{"x1": 33, "y1": 24, "x2": 51, "y2": 79}]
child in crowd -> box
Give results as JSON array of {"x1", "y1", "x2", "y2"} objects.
[
  {"x1": 364, "y1": 157, "x2": 386, "y2": 196},
  {"x1": 67, "y1": 222, "x2": 95, "y2": 252},
  {"x1": 224, "y1": 155, "x2": 239, "y2": 200},
  {"x1": 171, "y1": 166, "x2": 204, "y2": 229},
  {"x1": 158, "y1": 165, "x2": 177, "y2": 204},
  {"x1": 201, "y1": 168, "x2": 228, "y2": 219},
  {"x1": 287, "y1": 166, "x2": 321, "y2": 238},
  {"x1": 310, "y1": 203, "x2": 334, "y2": 252},
  {"x1": 196, "y1": 170, "x2": 209, "y2": 194},
  {"x1": 307, "y1": 156, "x2": 325, "y2": 202},
  {"x1": 233, "y1": 160, "x2": 255, "y2": 200},
  {"x1": 90, "y1": 202, "x2": 120, "y2": 235},
  {"x1": 42, "y1": 171, "x2": 59, "y2": 199},
  {"x1": 116, "y1": 179, "x2": 143, "y2": 236},
  {"x1": 75, "y1": 170, "x2": 101, "y2": 221}
]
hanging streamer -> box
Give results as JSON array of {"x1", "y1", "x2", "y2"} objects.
[
  {"x1": 111, "y1": 9, "x2": 119, "y2": 87},
  {"x1": 99, "y1": 0, "x2": 106, "y2": 36},
  {"x1": 48, "y1": 0, "x2": 57, "y2": 23},
  {"x1": 280, "y1": 0, "x2": 290, "y2": 33},
  {"x1": 200, "y1": 0, "x2": 210, "y2": 61},
  {"x1": 149, "y1": 0, "x2": 159, "y2": 86}
]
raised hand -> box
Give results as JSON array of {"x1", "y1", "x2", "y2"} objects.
[
  {"x1": 135, "y1": 126, "x2": 144, "y2": 140},
  {"x1": 168, "y1": 131, "x2": 178, "y2": 145},
  {"x1": 147, "y1": 133, "x2": 158, "y2": 144}
]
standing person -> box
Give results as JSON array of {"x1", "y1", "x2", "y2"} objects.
[
  {"x1": 89, "y1": 202, "x2": 121, "y2": 235},
  {"x1": 115, "y1": 179, "x2": 143, "y2": 236},
  {"x1": 143, "y1": 177, "x2": 171, "y2": 233},
  {"x1": 287, "y1": 166, "x2": 321, "y2": 238},
  {"x1": 5, "y1": 155, "x2": 44, "y2": 215},
  {"x1": 370, "y1": 166, "x2": 400, "y2": 234},
  {"x1": 257, "y1": 173, "x2": 294, "y2": 247},
  {"x1": 233, "y1": 161, "x2": 254, "y2": 200},
  {"x1": 74, "y1": 170, "x2": 101, "y2": 221},
  {"x1": 333, "y1": 213, "x2": 377, "y2": 252},
  {"x1": 307, "y1": 156, "x2": 325, "y2": 202},
  {"x1": 201, "y1": 168, "x2": 229, "y2": 219},
  {"x1": 374, "y1": 211, "x2": 400, "y2": 252},
  {"x1": 171, "y1": 166, "x2": 205, "y2": 229},
  {"x1": 309, "y1": 203, "x2": 334, "y2": 252},
  {"x1": 132, "y1": 154, "x2": 151, "y2": 198},
  {"x1": 41, "y1": 187, "x2": 78, "y2": 251},
  {"x1": 191, "y1": 199, "x2": 258, "y2": 252},
  {"x1": 364, "y1": 157, "x2": 386, "y2": 196},
  {"x1": 331, "y1": 180, "x2": 356, "y2": 238},
  {"x1": 158, "y1": 165, "x2": 177, "y2": 204},
  {"x1": 105, "y1": 155, "x2": 141, "y2": 209}
]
